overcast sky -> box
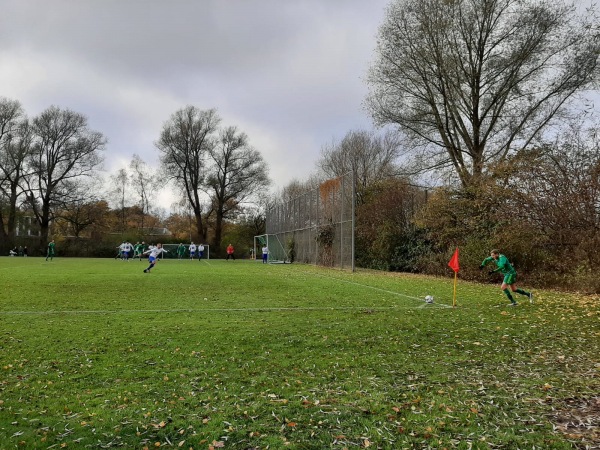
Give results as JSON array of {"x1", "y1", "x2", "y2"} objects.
[{"x1": 0, "y1": 0, "x2": 391, "y2": 208}]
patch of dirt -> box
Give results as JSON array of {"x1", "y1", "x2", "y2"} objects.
[{"x1": 549, "y1": 397, "x2": 600, "y2": 449}]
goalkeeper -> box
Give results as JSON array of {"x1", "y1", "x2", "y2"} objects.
[{"x1": 480, "y1": 249, "x2": 533, "y2": 306}]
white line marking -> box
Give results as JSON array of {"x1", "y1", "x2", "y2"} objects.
[{"x1": 0, "y1": 306, "x2": 410, "y2": 316}]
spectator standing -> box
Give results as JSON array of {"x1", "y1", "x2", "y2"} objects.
[{"x1": 226, "y1": 243, "x2": 235, "y2": 261}]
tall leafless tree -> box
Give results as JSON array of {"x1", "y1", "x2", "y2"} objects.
[
  {"x1": 109, "y1": 168, "x2": 129, "y2": 234},
  {"x1": 318, "y1": 129, "x2": 402, "y2": 204},
  {"x1": 0, "y1": 98, "x2": 33, "y2": 251},
  {"x1": 129, "y1": 154, "x2": 154, "y2": 234},
  {"x1": 24, "y1": 106, "x2": 105, "y2": 247},
  {"x1": 205, "y1": 126, "x2": 270, "y2": 251},
  {"x1": 367, "y1": 0, "x2": 600, "y2": 188},
  {"x1": 156, "y1": 106, "x2": 220, "y2": 242}
]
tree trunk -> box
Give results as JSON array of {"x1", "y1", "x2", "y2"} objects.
[
  {"x1": 214, "y1": 209, "x2": 224, "y2": 254},
  {"x1": 193, "y1": 206, "x2": 204, "y2": 243}
]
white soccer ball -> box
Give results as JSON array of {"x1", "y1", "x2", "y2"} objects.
[{"x1": 425, "y1": 295, "x2": 434, "y2": 303}]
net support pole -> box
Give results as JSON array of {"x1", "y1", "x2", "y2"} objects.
[
  {"x1": 341, "y1": 175, "x2": 345, "y2": 270},
  {"x1": 351, "y1": 170, "x2": 355, "y2": 272},
  {"x1": 452, "y1": 271, "x2": 458, "y2": 307}
]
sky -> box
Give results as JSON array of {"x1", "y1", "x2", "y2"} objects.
[{"x1": 0, "y1": 0, "x2": 391, "y2": 209}]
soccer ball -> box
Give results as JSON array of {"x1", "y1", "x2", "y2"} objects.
[{"x1": 425, "y1": 295, "x2": 434, "y2": 304}]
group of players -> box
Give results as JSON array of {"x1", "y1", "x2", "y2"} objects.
[
  {"x1": 176, "y1": 242, "x2": 206, "y2": 260},
  {"x1": 115, "y1": 241, "x2": 148, "y2": 261},
  {"x1": 115, "y1": 241, "x2": 206, "y2": 261},
  {"x1": 141, "y1": 242, "x2": 206, "y2": 273}
]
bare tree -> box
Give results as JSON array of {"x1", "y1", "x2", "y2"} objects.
[
  {"x1": 156, "y1": 106, "x2": 220, "y2": 242},
  {"x1": 0, "y1": 98, "x2": 32, "y2": 250},
  {"x1": 129, "y1": 154, "x2": 154, "y2": 233},
  {"x1": 318, "y1": 129, "x2": 402, "y2": 204},
  {"x1": 24, "y1": 106, "x2": 105, "y2": 247},
  {"x1": 55, "y1": 179, "x2": 108, "y2": 238},
  {"x1": 205, "y1": 126, "x2": 270, "y2": 251},
  {"x1": 367, "y1": 0, "x2": 600, "y2": 188},
  {"x1": 109, "y1": 168, "x2": 130, "y2": 233}
]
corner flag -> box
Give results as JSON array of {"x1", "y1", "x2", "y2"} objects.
[
  {"x1": 448, "y1": 248, "x2": 459, "y2": 272},
  {"x1": 448, "y1": 248, "x2": 459, "y2": 307}
]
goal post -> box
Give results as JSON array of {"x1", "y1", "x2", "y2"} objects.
[
  {"x1": 159, "y1": 244, "x2": 210, "y2": 260},
  {"x1": 254, "y1": 234, "x2": 290, "y2": 264}
]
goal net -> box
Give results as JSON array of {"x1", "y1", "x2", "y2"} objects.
[
  {"x1": 159, "y1": 244, "x2": 210, "y2": 260},
  {"x1": 265, "y1": 172, "x2": 355, "y2": 270},
  {"x1": 254, "y1": 234, "x2": 290, "y2": 264}
]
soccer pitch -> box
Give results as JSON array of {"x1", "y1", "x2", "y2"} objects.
[{"x1": 0, "y1": 258, "x2": 598, "y2": 449}]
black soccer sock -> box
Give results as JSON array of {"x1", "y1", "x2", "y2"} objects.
[
  {"x1": 516, "y1": 288, "x2": 530, "y2": 297},
  {"x1": 503, "y1": 288, "x2": 516, "y2": 303}
]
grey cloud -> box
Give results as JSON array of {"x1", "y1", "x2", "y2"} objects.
[{"x1": 0, "y1": 0, "x2": 389, "y2": 198}]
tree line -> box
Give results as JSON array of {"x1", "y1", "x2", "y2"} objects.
[{"x1": 0, "y1": 101, "x2": 270, "y2": 257}]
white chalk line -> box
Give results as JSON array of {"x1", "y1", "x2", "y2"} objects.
[{"x1": 0, "y1": 305, "x2": 435, "y2": 316}]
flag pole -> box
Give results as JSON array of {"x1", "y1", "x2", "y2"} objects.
[
  {"x1": 452, "y1": 271, "x2": 458, "y2": 307},
  {"x1": 448, "y1": 247, "x2": 459, "y2": 307}
]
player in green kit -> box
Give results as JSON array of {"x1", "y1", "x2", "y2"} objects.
[
  {"x1": 46, "y1": 239, "x2": 56, "y2": 261},
  {"x1": 132, "y1": 242, "x2": 141, "y2": 260},
  {"x1": 176, "y1": 243, "x2": 186, "y2": 260},
  {"x1": 133, "y1": 241, "x2": 146, "y2": 261},
  {"x1": 480, "y1": 249, "x2": 533, "y2": 306}
]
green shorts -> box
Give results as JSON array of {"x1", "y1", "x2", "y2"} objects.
[{"x1": 503, "y1": 272, "x2": 517, "y2": 285}]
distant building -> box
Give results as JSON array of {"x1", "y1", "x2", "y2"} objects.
[
  {"x1": 16, "y1": 216, "x2": 41, "y2": 237},
  {"x1": 144, "y1": 227, "x2": 172, "y2": 236}
]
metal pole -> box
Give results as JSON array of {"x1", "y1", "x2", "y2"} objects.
[
  {"x1": 351, "y1": 170, "x2": 355, "y2": 272},
  {"x1": 341, "y1": 175, "x2": 344, "y2": 269}
]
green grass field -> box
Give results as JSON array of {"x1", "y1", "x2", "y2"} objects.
[{"x1": 0, "y1": 257, "x2": 598, "y2": 449}]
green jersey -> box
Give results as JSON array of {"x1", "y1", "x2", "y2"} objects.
[
  {"x1": 47, "y1": 242, "x2": 55, "y2": 255},
  {"x1": 481, "y1": 254, "x2": 516, "y2": 276},
  {"x1": 177, "y1": 245, "x2": 186, "y2": 256}
]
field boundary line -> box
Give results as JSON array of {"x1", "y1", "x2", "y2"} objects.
[{"x1": 0, "y1": 305, "x2": 440, "y2": 316}]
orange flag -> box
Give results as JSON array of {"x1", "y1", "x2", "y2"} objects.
[{"x1": 448, "y1": 247, "x2": 459, "y2": 272}]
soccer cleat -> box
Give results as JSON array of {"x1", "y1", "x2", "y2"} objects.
[
  {"x1": 143, "y1": 269, "x2": 148, "y2": 273},
  {"x1": 508, "y1": 302, "x2": 518, "y2": 307},
  {"x1": 528, "y1": 293, "x2": 534, "y2": 303}
]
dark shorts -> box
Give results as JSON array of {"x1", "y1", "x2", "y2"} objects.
[{"x1": 503, "y1": 272, "x2": 517, "y2": 285}]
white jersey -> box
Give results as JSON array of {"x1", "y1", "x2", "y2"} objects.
[
  {"x1": 147, "y1": 247, "x2": 166, "y2": 258},
  {"x1": 189, "y1": 244, "x2": 197, "y2": 252},
  {"x1": 198, "y1": 245, "x2": 205, "y2": 251}
]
